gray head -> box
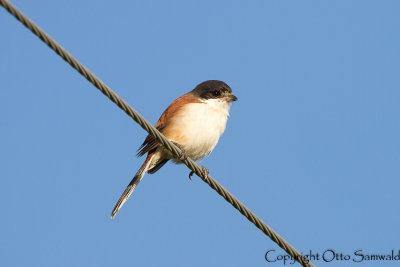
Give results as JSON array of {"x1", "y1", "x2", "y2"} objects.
[{"x1": 191, "y1": 80, "x2": 238, "y2": 102}]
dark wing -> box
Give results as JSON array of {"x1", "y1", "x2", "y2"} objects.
[
  {"x1": 136, "y1": 125, "x2": 166, "y2": 157},
  {"x1": 147, "y1": 159, "x2": 169, "y2": 174}
]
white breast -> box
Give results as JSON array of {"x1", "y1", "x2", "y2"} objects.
[{"x1": 169, "y1": 99, "x2": 231, "y2": 161}]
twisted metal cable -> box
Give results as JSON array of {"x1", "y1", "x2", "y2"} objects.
[{"x1": 0, "y1": 1, "x2": 314, "y2": 266}]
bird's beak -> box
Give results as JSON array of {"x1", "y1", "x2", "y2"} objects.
[{"x1": 230, "y1": 94, "x2": 238, "y2": 102}]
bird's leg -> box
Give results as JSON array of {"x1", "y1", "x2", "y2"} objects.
[
  {"x1": 189, "y1": 166, "x2": 209, "y2": 181},
  {"x1": 172, "y1": 142, "x2": 188, "y2": 162},
  {"x1": 171, "y1": 142, "x2": 209, "y2": 181}
]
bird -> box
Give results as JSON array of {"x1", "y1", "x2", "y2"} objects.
[{"x1": 111, "y1": 80, "x2": 237, "y2": 218}]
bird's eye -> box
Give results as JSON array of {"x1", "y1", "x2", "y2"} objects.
[{"x1": 213, "y1": 90, "x2": 220, "y2": 96}]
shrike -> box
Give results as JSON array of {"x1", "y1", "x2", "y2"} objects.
[{"x1": 111, "y1": 80, "x2": 237, "y2": 218}]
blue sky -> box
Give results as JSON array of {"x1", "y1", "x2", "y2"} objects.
[{"x1": 1, "y1": 1, "x2": 399, "y2": 266}]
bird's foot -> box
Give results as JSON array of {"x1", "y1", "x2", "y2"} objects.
[
  {"x1": 172, "y1": 142, "x2": 188, "y2": 162},
  {"x1": 189, "y1": 166, "x2": 209, "y2": 181}
]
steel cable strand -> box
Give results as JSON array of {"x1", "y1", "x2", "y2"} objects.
[{"x1": 0, "y1": 1, "x2": 314, "y2": 266}]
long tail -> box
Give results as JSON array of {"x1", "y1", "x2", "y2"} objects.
[{"x1": 110, "y1": 155, "x2": 153, "y2": 219}]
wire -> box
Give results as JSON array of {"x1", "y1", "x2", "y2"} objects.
[{"x1": 0, "y1": 1, "x2": 314, "y2": 266}]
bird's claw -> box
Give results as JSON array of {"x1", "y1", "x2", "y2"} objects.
[
  {"x1": 189, "y1": 166, "x2": 209, "y2": 181},
  {"x1": 179, "y1": 150, "x2": 188, "y2": 162},
  {"x1": 172, "y1": 142, "x2": 188, "y2": 162}
]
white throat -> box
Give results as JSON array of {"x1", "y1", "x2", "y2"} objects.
[{"x1": 203, "y1": 98, "x2": 231, "y2": 117}]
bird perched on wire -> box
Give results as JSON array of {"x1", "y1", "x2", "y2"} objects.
[{"x1": 111, "y1": 80, "x2": 238, "y2": 218}]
